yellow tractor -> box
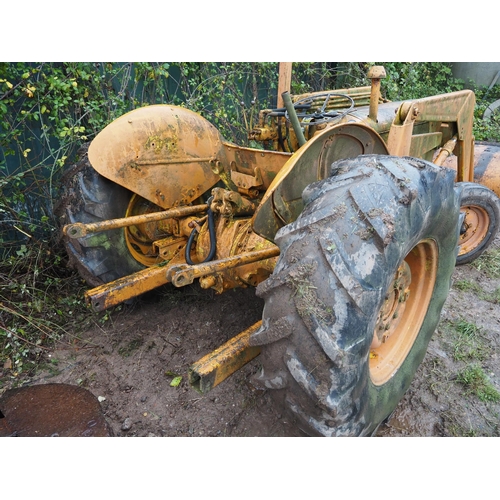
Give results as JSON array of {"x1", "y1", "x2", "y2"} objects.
[{"x1": 57, "y1": 64, "x2": 500, "y2": 436}]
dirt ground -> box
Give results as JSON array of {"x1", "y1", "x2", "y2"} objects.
[{"x1": 5, "y1": 236, "x2": 500, "y2": 437}]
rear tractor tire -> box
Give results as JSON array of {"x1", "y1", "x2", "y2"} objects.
[
  {"x1": 456, "y1": 183, "x2": 500, "y2": 265},
  {"x1": 249, "y1": 155, "x2": 461, "y2": 436},
  {"x1": 55, "y1": 145, "x2": 147, "y2": 287}
]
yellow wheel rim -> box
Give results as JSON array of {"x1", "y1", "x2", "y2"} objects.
[
  {"x1": 124, "y1": 194, "x2": 164, "y2": 267},
  {"x1": 458, "y1": 205, "x2": 489, "y2": 256},
  {"x1": 370, "y1": 239, "x2": 438, "y2": 386}
]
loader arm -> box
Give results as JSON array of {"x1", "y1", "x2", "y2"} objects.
[{"x1": 386, "y1": 89, "x2": 476, "y2": 182}]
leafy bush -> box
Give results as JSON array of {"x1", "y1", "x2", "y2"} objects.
[
  {"x1": 379, "y1": 62, "x2": 463, "y2": 100},
  {"x1": 472, "y1": 83, "x2": 500, "y2": 142}
]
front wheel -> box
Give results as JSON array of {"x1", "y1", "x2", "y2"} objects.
[
  {"x1": 456, "y1": 183, "x2": 500, "y2": 265},
  {"x1": 249, "y1": 155, "x2": 461, "y2": 436}
]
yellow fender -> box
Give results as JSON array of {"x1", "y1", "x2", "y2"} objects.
[{"x1": 88, "y1": 105, "x2": 223, "y2": 209}]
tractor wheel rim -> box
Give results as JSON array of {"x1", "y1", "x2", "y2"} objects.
[
  {"x1": 458, "y1": 206, "x2": 489, "y2": 256},
  {"x1": 124, "y1": 194, "x2": 163, "y2": 266},
  {"x1": 369, "y1": 239, "x2": 438, "y2": 386}
]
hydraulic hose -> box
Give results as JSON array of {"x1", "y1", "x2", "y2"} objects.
[{"x1": 185, "y1": 206, "x2": 217, "y2": 265}]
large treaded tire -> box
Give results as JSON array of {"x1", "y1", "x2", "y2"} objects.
[
  {"x1": 249, "y1": 155, "x2": 461, "y2": 436},
  {"x1": 55, "y1": 145, "x2": 145, "y2": 287},
  {"x1": 456, "y1": 182, "x2": 500, "y2": 265}
]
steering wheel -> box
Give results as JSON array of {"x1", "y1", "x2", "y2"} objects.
[{"x1": 286, "y1": 92, "x2": 355, "y2": 125}]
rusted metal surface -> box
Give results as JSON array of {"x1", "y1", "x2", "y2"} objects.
[
  {"x1": 444, "y1": 142, "x2": 500, "y2": 198},
  {"x1": 188, "y1": 321, "x2": 262, "y2": 393},
  {"x1": 0, "y1": 384, "x2": 112, "y2": 437},
  {"x1": 252, "y1": 123, "x2": 389, "y2": 241},
  {"x1": 387, "y1": 90, "x2": 476, "y2": 181},
  {"x1": 195, "y1": 214, "x2": 279, "y2": 292},
  {"x1": 86, "y1": 263, "x2": 174, "y2": 311},
  {"x1": 372, "y1": 260, "x2": 412, "y2": 348},
  {"x1": 458, "y1": 205, "x2": 490, "y2": 257},
  {"x1": 64, "y1": 204, "x2": 208, "y2": 238},
  {"x1": 219, "y1": 142, "x2": 291, "y2": 192},
  {"x1": 168, "y1": 246, "x2": 280, "y2": 288},
  {"x1": 367, "y1": 65, "x2": 387, "y2": 122},
  {"x1": 210, "y1": 188, "x2": 257, "y2": 217},
  {"x1": 88, "y1": 105, "x2": 222, "y2": 209},
  {"x1": 84, "y1": 213, "x2": 279, "y2": 308},
  {"x1": 370, "y1": 240, "x2": 438, "y2": 386}
]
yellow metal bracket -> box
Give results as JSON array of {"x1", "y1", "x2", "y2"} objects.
[{"x1": 189, "y1": 321, "x2": 262, "y2": 393}]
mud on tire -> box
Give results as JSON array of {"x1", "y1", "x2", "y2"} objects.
[
  {"x1": 55, "y1": 145, "x2": 145, "y2": 287},
  {"x1": 249, "y1": 155, "x2": 461, "y2": 436}
]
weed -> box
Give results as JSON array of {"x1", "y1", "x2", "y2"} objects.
[
  {"x1": 453, "y1": 279, "x2": 482, "y2": 294},
  {"x1": 453, "y1": 278, "x2": 500, "y2": 304},
  {"x1": 0, "y1": 242, "x2": 100, "y2": 375},
  {"x1": 471, "y1": 247, "x2": 500, "y2": 279},
  {"x1": 456, "y1": 365, "x2": 500, "y2": 403},
  {"x1": 444, "y1": 319, "x2": 489, "y2": 362}
]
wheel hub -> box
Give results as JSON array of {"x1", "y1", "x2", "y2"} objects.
[
  {"x1": 372, "y1": 260, "x2": 411, "y2": 348},
  {"x1": 458, "y1": 206, "x2": 489, "y2": 256},
  {"x1": 369, "y1": 240, "x2": 438, "y2": 386}
]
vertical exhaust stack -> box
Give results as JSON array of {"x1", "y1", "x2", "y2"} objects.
[{"x1": 367, "y1": 66, "x2": 386, "y2": 123}]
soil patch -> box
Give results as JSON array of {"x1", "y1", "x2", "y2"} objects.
[{"x1": 2, "y1": 238, "x2": 500, "y2": 437}]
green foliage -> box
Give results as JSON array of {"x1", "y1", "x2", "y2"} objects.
[
  {"x1": 472, "y1": 83, "x2": 500, "y2": 142},
  {"x1": 453, "y1": 278, "x2": 500, "y2": 304},
  {"x1": 0, "y1": 62, "x2": 133, "y2": 254},
  {"x1": 471, "y1": 246, "x2": 500, "y2": 278},
  {"x1": 453, "y1": 279, "x2": 482, "y2": 294},
  {"x1": 376, "y1": 62, "x2": 463, "y2": 101},
  {"x1": 457, "y1": 365, "x2": 500, "y2": 402},
  {"x1": 0, "y1": 241, "x2": 96, "y2": 375}
]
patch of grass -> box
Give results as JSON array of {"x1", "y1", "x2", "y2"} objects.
[
  {"x1": 483, "y1": 287, "x2": 500, "y2": 304},
  {"x1": 453, "y1": 279, "x2": 482, "y2": 294},
  {"x1": 445, "y1": 319, "x2": 489, "y2": 362},
  {"x1": 456, "y1": 365, "x2": 500, "y2": 403},
  {"x1": 471, "y1": 247, "x2": 500, "y2": 279},
  {"x1": 453, "y1": 279, "x2": 500, "y2": 304}
]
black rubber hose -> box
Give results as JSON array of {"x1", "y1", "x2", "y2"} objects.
[{"x1": 185, "y1": 207, "x2": 217, "y2": 265}]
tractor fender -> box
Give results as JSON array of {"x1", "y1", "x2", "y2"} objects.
[
  {"x1": 252, "y1": 122, "x2": 389, "y2": 242},
  {"x1": 88, "y1": 105, "x2": 223, "y2": 209}
]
